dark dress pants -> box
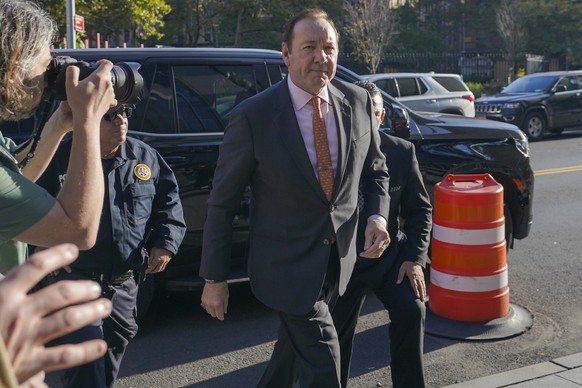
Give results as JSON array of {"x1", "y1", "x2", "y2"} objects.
[
  {"x1": 333, "y1": 254, "x2": 426, "y2": 388},
  {"x1": 47, "y1": 274, "x2": 139, "y2": 388},
  {"x1": 257, "y1": 247, "x2": 342, "y2": 388}
]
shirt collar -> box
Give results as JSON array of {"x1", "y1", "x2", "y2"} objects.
[{"x1": 287, "y1": 74, "x2": 330, "y2": 111}]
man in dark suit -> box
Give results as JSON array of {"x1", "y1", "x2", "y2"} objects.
[
  {"x1": 199, "y1": 8, "x2": 391, "y2": 387},
  {"x1": 332, "y1": 80, "x2": 433, "y2": 387}
]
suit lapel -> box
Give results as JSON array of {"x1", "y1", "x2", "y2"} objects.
[
  {"x1": 272, "y1": 81, "x2": 326, "y2": 201},
  {"x1": 328, "y1": 83, "x2": 352, "y2": 197}
]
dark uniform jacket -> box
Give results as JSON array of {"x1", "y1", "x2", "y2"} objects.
[{"x1": 37, "y1": 136, "x2": 186, "y2": 275}]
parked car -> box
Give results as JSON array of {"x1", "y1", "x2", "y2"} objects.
[
  {"x1": 0, "y1": 48, "x2": 534, "y2": 319},
  {"x1": 475, "y1": 70, "x2": 582, "y2": 141},
  {"x1": 362, "y1": 72, "x2": 475, "y2": 117},
  {"x1": 458, "y1": 55, "x2": 494, "y2": 83}
]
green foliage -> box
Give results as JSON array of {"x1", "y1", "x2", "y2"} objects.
[
  {"x1": 465, "y1": 82, "x2": 488, "y2": 98},
  {"x1": 391, "y1": 3, "x2": 457, "y2": 53},
  {"x1": 37, "y1": 0, "x2": 582, "y2": 73},
  {"x1": 39, "y1": 0, "x2": 171, "y2": 46}
]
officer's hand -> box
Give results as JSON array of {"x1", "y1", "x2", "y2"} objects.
[
  {"x1": 146, "y1": 247, "x2": 173, "y2": 274},
  {"x1": 200, "y1": 282, "x2": 229, "y2": 321},
  {"x1": 397, "y1": 261, "x2": 426, "y2": 301},
  {"x1": 360, "y1": 218, "x2": 390, "y2": 258}
]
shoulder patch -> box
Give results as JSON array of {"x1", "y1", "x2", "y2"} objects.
[{"x1": 134, "y1": 163, "x2": 152, "y2": 181}]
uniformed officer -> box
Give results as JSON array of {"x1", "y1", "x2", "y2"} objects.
[{"x1": 36, "y1": 104, "x2": 187, "y2": 388}]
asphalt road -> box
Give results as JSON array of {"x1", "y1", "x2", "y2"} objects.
[{"x1": 52, "y1": 129, "x2": 582, "y2": 388}]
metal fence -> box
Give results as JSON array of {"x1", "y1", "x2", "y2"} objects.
[{"x1": 378, "y1": 52, "x2": 563, "y2": 87}]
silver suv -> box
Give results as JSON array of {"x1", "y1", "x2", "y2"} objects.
[{"x1": 362, "y1": 72, "x2": 475, "y2": 117}]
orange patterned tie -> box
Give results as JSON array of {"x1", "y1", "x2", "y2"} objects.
[{"x1": 312, "y1": 96, "x2": 334, "y2": 202}]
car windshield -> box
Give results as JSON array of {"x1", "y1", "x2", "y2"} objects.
[{"x1": 502, "y1": 75, "x2": 558, "y2": 94}]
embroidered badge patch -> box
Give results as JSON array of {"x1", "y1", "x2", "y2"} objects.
[{"x1": 134, "y1": 164, "x2": 152, "y2": 181}]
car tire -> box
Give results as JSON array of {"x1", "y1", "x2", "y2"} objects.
[{"x1": 522, "y1": 112, "x2": 545, "y2": 141}]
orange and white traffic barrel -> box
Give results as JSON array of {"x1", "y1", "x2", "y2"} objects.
[{"x1": 429, "y1": 173, "x2": 509, "y2": 322}]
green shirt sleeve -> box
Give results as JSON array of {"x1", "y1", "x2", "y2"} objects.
[{"x1": 0, "y1": 163, "x2": 55, "y2": 274}]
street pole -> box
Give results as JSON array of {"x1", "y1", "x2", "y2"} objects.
[{"x1": 66, "y1": 0, "x2": 75, "y2": 48}]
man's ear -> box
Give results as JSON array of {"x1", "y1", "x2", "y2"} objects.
[{"x1": 281, "y1": 42, "x2": 291, "y2": 67}]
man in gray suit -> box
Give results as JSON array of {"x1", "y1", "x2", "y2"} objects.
[{"x1": 199, "y1": 8, "x2": 390, "y2": 387}]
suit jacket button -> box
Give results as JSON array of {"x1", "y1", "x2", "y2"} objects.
[
  {"x1": 323, "y1": 238, "x2": 331, "y2": 245},
  {"x1": 329, "y1": 204, "x2": 337, "y2": 212}
]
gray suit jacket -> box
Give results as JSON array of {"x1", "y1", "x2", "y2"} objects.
[{"x1": 200, "y1": 77, "x2": 390, "y2": 315}]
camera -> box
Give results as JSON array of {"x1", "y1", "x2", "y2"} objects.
[{"x1": 46, "y1": 56, "x2": 143, "y2": 104}]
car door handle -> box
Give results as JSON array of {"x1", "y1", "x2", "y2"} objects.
[{"x1": 426, "y1": 99, "x2": 437, "y2": 104}]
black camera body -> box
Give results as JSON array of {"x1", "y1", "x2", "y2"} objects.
[{"x1": 46, "y1": 56, "x2": 143, "y2": 104}]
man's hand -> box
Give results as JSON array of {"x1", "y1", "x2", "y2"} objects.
[
  {"x1": 200, "y1": 282, "x2": 229, "y2": 321},
  {"x1": 397, "y1": 261, "x2": 426, "y2": 301},
  {"x1": 146, "y1": 247, "x2": 173, "y2": 274},
  {"x1": 360, "y1": 218, "x2": 390, "y2": 258},
  {"x1": 66, "y1": 59, "x2": 117, "y2": 126},
  {"x1": 0, "y1": 244, "x2": 112, "y2": 384}
]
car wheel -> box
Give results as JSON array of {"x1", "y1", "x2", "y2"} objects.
[{"x1": 522, "y1": 112, "x2": 545, "y2": 141}]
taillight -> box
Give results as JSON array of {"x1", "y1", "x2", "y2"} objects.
[{"x1": 463, "y1": 94, "x2": 475, "y2": 102}]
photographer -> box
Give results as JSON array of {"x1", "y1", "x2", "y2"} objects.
[{"x1": 0, "y1": 0, "x2": 116, "y2": 275}]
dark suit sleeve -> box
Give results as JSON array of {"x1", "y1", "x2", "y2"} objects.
[
  {"x1": 199, "y1": 105, "x2": 255, "y2": 280},
  {"x1": 399, "y1": 142, "x2": 432, "y2": 267},
  {"x1": 149, "y1": 151, "x2": 186, "y2": 255},
  {"x1": 359, "y1": 92, "x2": 391, "y2": 220}
]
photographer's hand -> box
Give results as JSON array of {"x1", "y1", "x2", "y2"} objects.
[
  {"x1": 66, "y1": 59, "x2": 117, "y2": 126},
  {"x1": 19, "y1": 102, "x2": 73, "y2": 182},
  {"x1": 0, "y1": 244, "x2": 112, "y2": 385}
]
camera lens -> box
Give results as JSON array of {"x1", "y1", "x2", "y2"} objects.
[
  {"x1": 47, "y1": 58, "x2": 143, "y2": 104},
  {"x1": 110, "y1": 62, "x2": 143, "y2": 104}
]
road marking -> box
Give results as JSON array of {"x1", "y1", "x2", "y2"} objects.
[{"x1": 534, "y1": 165, "x2": 582, "y2": 176}]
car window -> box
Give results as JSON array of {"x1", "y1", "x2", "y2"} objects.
[
  {"x1": 565, "y1": 76, "x2": 581, "y2": 91},
  {"x1": 140, "y1": 64, "x2": 176, "y2": 134},
  {"x1": 396, "y1": 78, "x2": 421, "y2": 97},
  {"x1": 374, "y1": 78, "x2": 398, "y2": 97},
  {"x1": 172, "y1": 65, "x2": 257, "y2": 133},
  {"x1": 503, "y1": 75, "x2": 558, "y2": 93},
  {"x1": 432, "y1": 76, "x2": 469, "y2": 92}
]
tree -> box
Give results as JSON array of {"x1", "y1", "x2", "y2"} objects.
[
  {"x1": 344, "y1": 0, "x2": 398, "y2": 73},
  {"x1": 521, "y1": 0, "x2": 582, "y2": 66},
  {"x1": 496, "y1": 0, "x2": 526, "y2": 80},
  {"x1": 38, "y1": 0, "x2": 171, "y2": 47}
]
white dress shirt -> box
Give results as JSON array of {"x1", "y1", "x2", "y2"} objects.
[{"x1": 286, "y1": 75, "x2": 339, "y2": 181}]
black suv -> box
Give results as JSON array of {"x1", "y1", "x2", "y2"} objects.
[
  {"x1": 0, "y1": 48, "x2": 534, "y2": 317},
  {"x1": 475, "y1": 70, "x2": 582, "y2": 141}
]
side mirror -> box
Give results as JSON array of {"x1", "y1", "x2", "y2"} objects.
[
  {"x1": 385, "y1": 103, "x2": 410, "y2": 139},
  {"x1": 554, "y1": 84, "x2": 567, "y2": 93}
]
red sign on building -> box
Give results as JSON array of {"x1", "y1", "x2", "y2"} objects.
[{"x1": 74, "y1": 15, "x2": 85, "y2": 32}]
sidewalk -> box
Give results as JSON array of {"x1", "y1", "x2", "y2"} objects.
[{"x1": 443, "y1": 352, "x2": 582, "y2": 387}]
